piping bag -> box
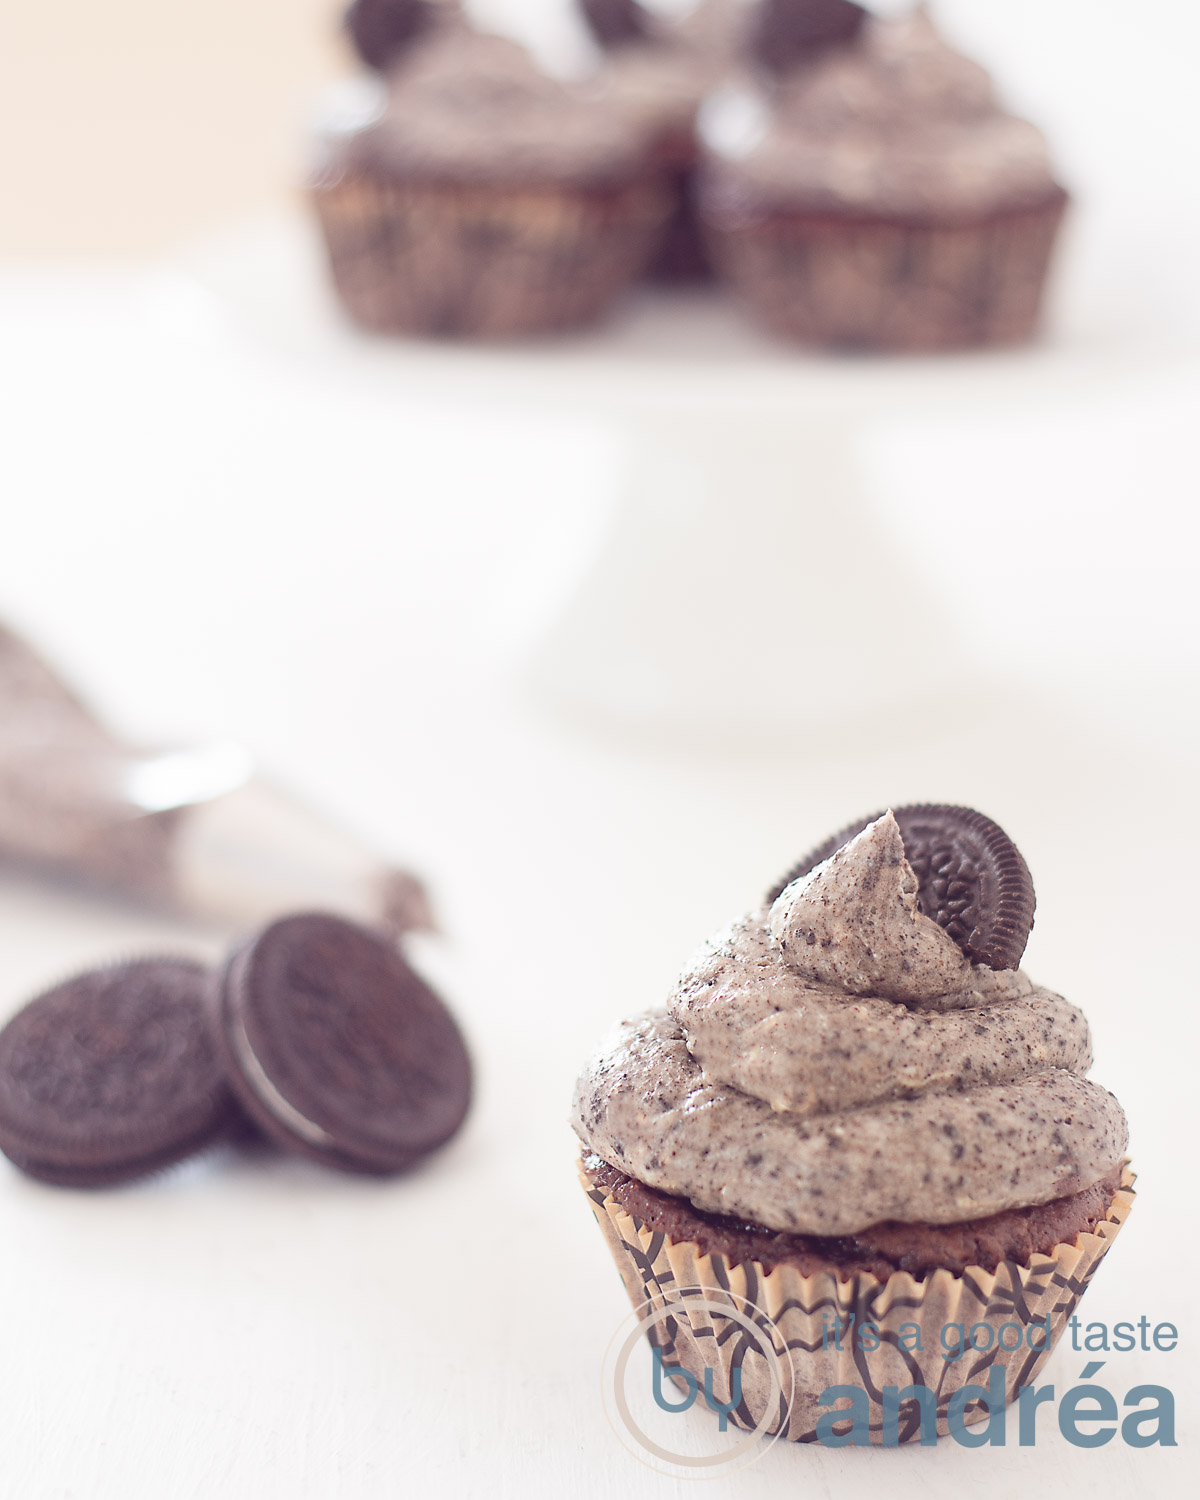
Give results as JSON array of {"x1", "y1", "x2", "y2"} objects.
[{"x1": 0, "y1": 621, "x2": 432, "y2": 934}]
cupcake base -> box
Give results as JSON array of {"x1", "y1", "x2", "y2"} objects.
[
  {"x1": 312, "y1": 169, "x2": 670, "y2": 338},
  {"x1": 581, "y1": 1152, "x2": 1135, "y2": 1444},
  {"x1": 643, "y1": 138, "x2": 712, "y2": 284},
  {"x1": 702, "y1": 188, "x2": 1068, "y2": 352},
  {"x1": 645, "y1": 165, "x2": 712, "y2": 283}
]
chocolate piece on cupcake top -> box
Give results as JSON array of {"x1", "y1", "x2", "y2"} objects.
[
  {"x1": 0, "y1": 958, "x2": 241, "y2": 1187},
  {"x1": 209, "y1": 912, "x2": 471, "y2": 1175},
  {"x1": 344, "y1": 0, "x2": 445, "y2": 72},
  {"x1": 572, "y1": 808, "x2": 1128, "y2": 1237},
  {"x1": 581, "y1": 0, "x2": 747, "y2": 58},
  {"x1": 751, "y1": 0, "x2": 868, "y2": 74},
  {"x1": 580, "y1": 0, "x2": 655, "y2": 50},
  {"x1": 701, "y1": 7, "x2": 1062, "y2": 220}
]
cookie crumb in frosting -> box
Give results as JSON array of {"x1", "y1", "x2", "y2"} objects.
[{"x1": 769, "y1": 811, "x2": 972, "y2": 1003}]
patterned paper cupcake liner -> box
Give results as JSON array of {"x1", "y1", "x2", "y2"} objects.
[
  {"x1": 312, "y1": 170, "x2": 671, "y2": 338},
  {"x1": 581, "y1": 1157, "x2": 1135, "y2": 1444},
  {"x1": 703, "y1": 190, "x2": 1068, "y2": 352}
]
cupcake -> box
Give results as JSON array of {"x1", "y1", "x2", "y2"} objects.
[
  {"x1": 581, "y1": 0, "x2": 744, "y2": 282},
  {"x1": 312, "y1": 6, "x2": 672, "y2": 337},
  {"x1": 699, "y1": 4, "x2": 1069, "y2": 350},
  {"x1": 572, "y1": 806, "x2": 1133, "y2": 1443}
]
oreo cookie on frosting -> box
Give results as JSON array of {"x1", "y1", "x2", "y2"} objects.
[
  {"x1": 345, "y1": 0, "x2": 441, "y2": 73},
  {"x1": 768, "y1": 802, "x2": 1036, "y2": 970},
  {"x1": 209, "y1": 912, "x2": 471, "y2": 1175},
  {"x1": 0, "y1": 958, "x2": 242, "y2": 1187}
]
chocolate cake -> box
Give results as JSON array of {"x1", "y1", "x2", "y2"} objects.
[
  {"x1": 312, "y1": 23, "x2": 671, "y2": 336},
  {"x1": 585, "y1": 1155, "x2": 1126, "y2": 1280}
]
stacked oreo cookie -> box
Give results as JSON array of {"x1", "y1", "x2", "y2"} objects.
[{"x1": 0, "y1": 913, "x2": 471, "y2": 1188}]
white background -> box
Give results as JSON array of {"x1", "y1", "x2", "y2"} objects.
[{"x1": 0, "y1": 2, "x2": 1198, "y2": 1496}]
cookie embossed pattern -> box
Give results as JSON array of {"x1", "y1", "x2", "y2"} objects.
[
  {"x1": 572, "y1": 805, "x2": 1134, "y2": 1444},
  {"x1": 0, "y1": 959, "x2": 240, "y2": 1187},
  {"x1": 209, "y1": 913, "x2": 471, "y2": 1174},
  {"x1": 0, "y1": 912, "x2": 472, "y2": 1187}
]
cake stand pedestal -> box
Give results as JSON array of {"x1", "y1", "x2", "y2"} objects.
[
  {"x1": 176, "y1": 215, "x2": 1189, "y2": 744},
  {"x1": 520, "y1": 404, "x2": 955, "y2": 740}
]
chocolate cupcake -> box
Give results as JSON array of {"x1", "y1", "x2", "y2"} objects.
[
  {"x1": 312, "y1": 18, "x2": 672, "y2": 337},
  {"x1": 572, "y1": 808, "x2": 1133, "y2": 1443},
  {"x1": 699, "y1": 5, "x2": 1069, "y2": 350},
  {"x1": 582, "y1": 0, "x2": 743, "y2": 282}
]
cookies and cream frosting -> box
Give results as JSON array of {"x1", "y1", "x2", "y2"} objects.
[
  {"x1": 587, "y1": 0, "x2": 748, "y2": 140},
  {"x1": 339, "y1": 28, "x2": 659, "y2": 186},
  {"x1": 572, "y1": 812, "x2": 1127, "y2": 1236},
  {"x1": 701, "y1": 7, "x2": 1061, "y2": 220}
]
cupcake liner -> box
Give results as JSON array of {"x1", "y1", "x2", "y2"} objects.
[
  {"x1": 312, "y1": 170, "x2": 670, "y2": 338},
  {"x1": 644, "y1": 163, "x2": 711, "y2": 283},
  {"x1": 581, "y1": 1157, "x2": 1135, "y2": 1445},
  {"x1": 642, "y1": 132, "x2": 711, "y2": 284},
  {"x1": 703, "y1": 190, "x2": 1068, "y2": 352}
]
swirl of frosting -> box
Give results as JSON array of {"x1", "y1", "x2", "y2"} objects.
[
  {"x1": 700, "y1": 9, "x2": 1060, "y2": 220},
  {"x1": 572, "y1": 812, "x2": 1127, "y2": 1235},
  {"x1": 673, "y1": 920, "x2": 1091, "y2": 1117},
  {"x1": 344, "y1": 30, "x2": 658, "y2": 187}
]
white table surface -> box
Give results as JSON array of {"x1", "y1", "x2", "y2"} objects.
[{"x1": 0, "y1": 227, "x2": 1197, "y2": 1498}]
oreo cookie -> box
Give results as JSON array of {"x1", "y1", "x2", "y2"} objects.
[
  {"x1": 0, "y1": 958, "x2": 241, "y2": 1187},
  {"x1": 209, "y1": 913, "x2": 471, "y2": 1175},
  {"x1": 345, "y1": 0, "x2": 436, "y2": 72},
  {"x1": 580, "y1": 0, "x2": 653, "y2": 50},
  {"x1": 751, "y1": 0, "x2": 867, "y2": 74},
  {"x1": 768, "y1": 805, "x2": 1036, "y2": 970}
]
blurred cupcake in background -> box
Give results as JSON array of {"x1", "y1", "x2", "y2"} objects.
[
  {"x1": 581, "y1": 0, "x2": 747, "y2": 282},
  {"x1": 699, "y1": 1, "x2": 1069, "y2": 350},
  {"x1": 312, "y1": 0, "x2": 672, "y2": 337}
]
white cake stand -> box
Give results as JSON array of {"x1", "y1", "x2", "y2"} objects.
[{"x1": 175, "y1": 215, "x2": 1194, "y2": 743}]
